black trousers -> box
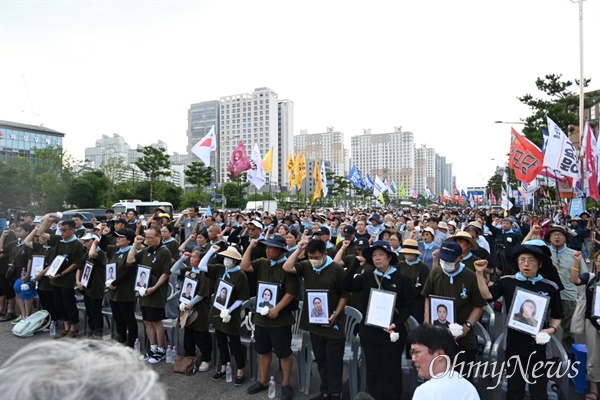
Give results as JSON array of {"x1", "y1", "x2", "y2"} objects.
[
  {"x1": 361, "y1": 337, "x2": 405, "y2": 400},
  {"x1": 0, "y1": 275, "x2": 15, "y2": 300},
  {"x1": 184, "y1": 327, "x2": 212, "y2": 361},
  {"x1": 310, "y1": 333, "x2": 345, "y2": 395},
  {"x1": 52, "y1": 286, "x2": 78, "y2": 324},
  {"x1": 110, "y1": 300, "x2": 138, "y2": 347},
  {"x1": 38, "y1": 289, "x2": 59, "y2": 321},
  {"x1": 83, "y1": 294, "x2": 103, "y2": 335},
  {"x1": 454, "y1": 344, "x2": 478, "y2": 383},
  {"x1": 215, "y1": 329, "x2": 246, "y2": 370},
  {"x1": 505, "y1": 351, "x2": 549, "y2": 400}
]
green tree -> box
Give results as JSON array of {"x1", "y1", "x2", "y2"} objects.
[
  {"x1": 135, "y1": 146, "x2": 171, "y2": 201},
  {"x1": 0, "y1": 159, "x2": 31, "y2": 210},
  {"x1": 185, "y1": 161, "x2": 214, "y2": 192},
  {"x1": 223, "y1": 172, "x2": 250, "y2": 208},
  {"x1": 67, "y1": 170, "x2": 110, "y2": 208},
  {"x1": 133, "y1": 181, "x2": 183, "y2": 209},
  {"x1": 518, "y1": 74, "x2": 600, "y2": 147},
  {"x1": 31, "y1": 146, "x2": 74, "y2": 213}
]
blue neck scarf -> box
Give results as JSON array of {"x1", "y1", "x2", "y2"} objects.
[
  {"x1": 191, "y1": 266, "x2": 201, "y2": 274},
  {"x1": 116, "y1": 245, "x2": 132, "y2": 259},
  {"x1": 516, "y1": 272, "x2": 544, "y2": 285},
  {"x1": 313, "y1": 256, "x2": 334, "y2": 274},
  {"x1": 60, "y1": 235, "x2": 78, "y2": 243},
  {"x1": 162, "y1": 238, "x2": 175, "y2": 244},
  {"x1": 423, "y1": 242, "x2": 434, "y2": 250},
  {"x1": 405, "y1": 258, "x2": 420, "y2": 266},
  {"x1": 463, "y1": 252, "x2": 473, "y2": 261},
  {"x1": 17, "y1": 239, "x2": 24, "y2": 247},
  {"x1": 270, "y1": 256, "x2": 287, "y2": 267},
  {"x1": 326, "y1": 241, "x2": 334, "y2": 249},
  {"x1": 442, "y1": 262, "x2": 465, "y2": 285},
  {"x1": 375, "y1": 266, "x2": 397, "y2": 280},
  {"x1": 222, "y1": 265, "x2": 241, "y2": 279},
  {"x1": 287, "y1": 245, "x2": 298, "y2": 252}
]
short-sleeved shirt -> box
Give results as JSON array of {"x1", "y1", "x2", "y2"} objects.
[
  {"x1": 206, "y1": 264, "x2": 250, "y2": 336},
  {"x1": 49, "y1": 236, "x2": 85, "y2": 289},
  {"x1": 133, "y1": 245, "x2": 172, "y2": 308},
  {"x1": 295, "y1": 259, "x2": 348, "y2": 340},
  {"x1": 250, "y1": 258, "x2": 299, "y2": 328},
  {"x1": 421, "y1": 266, "x2": 487, "y2": 350},
  {"x1": 488, "y1": 275, "x2": 563, "y2": 354},
  {"x1": 162, "y1": 238, "x2": 180, "y2": 262},
  {"x1": 396, "y1": 260, "x2": 430, "y2": 295},
  {"x1": 3, "y1": 240, "x2": 32, "y2": 273},
  {"x1": 106, "y1": 245, "x2": 136, "y2": 302},
  {"x1": 30, "y1": 242, "x2": 55, "y2": 291},
  {"x1": 79, "y1": 249, "x2": 107, "y2": 299}
]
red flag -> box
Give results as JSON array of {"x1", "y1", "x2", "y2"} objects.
[
  {"x1": 509, "y1": 128, "x2": 544, "y2": 184},
  {"x1": 583, "y1": 122, "x2": 599, "y2": 201},
  {"x1": 227, "y1": 141, "x2": 252, "y2": 179},
  {"x1": 453, "y1": 183, "x2": 464, "y2": 205}
]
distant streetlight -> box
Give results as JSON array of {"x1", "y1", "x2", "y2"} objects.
[{"x1": 494, "y1": 120, "x2": 525, "y2": 124}]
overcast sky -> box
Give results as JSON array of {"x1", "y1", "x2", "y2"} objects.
[{"x1": 1, "y1": 0, "x2": 599, "y2": 189}]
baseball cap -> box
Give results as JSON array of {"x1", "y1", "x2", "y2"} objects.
[
  {"x1": 438, "y1": 241, "x2": 462, "y2": 262},
  {"x1": 315, "y1": 226, "x2": 330, "y2": 236},
  {"x1": 342, "y1": 225, "x2": 355, "y2": 236}
]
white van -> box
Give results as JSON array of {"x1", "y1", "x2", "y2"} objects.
[{"x1": 111, "y1": 200, "x2": 174, "y2": 217}]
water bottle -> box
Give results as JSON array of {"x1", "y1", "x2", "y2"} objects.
[
  {"x1": 21, "y1": 267, "x2": 26, "y2": 279},
  {"x1": 171, "y1": 346, "x2": 177, "y2": 363},
  {"x1": 166, "y1": 345, "x2": 172, "y2": 363},
  {"x1": 226, "y1": 362, "x2": 232, "y2": 382},
  {"x1": 133, "y1": 338, "x2": 140, "y2": 354},
  {"x1": 268, "y1": 376, "x2": 276, "y2": 399},
  {"x1": 49, "y1": 321, "x2": 56, "y2": 337}
]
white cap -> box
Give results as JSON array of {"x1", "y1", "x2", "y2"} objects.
[{"x1": 80, "y1": 232, "x2": 99, "y2": 241}]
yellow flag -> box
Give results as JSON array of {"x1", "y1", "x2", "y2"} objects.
[
  {"x1": 263, "y1": 147, "x2": 273, "y2": 174},
  {"x1": 286, "y1": 153, "x2": 296, "y2": 189},
  {"x1": 294, "y1": 152, "x2": 302, "y2": 190},
  {"x1": 378, "y1": 192, "x2": 385, "y2": 205},
  {"x1": 312, "y1": 159, "x2": 323, "y2": 204},
  {"x1": 299, "y1": 154, "x2": 307, "y2": 181}
]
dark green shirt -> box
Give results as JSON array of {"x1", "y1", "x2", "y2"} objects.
[
  {"x1": 250, "y1": 258, "x2": 299, "y2": 328},
  {"x1": 133, "y1": 245, "x2": 172, "y2": 308},
  {"x1": 79, "y1": 249, "x2": 107, "y2": 300},
  {"x1": 421, "y1": 266, "x2": 487, "y2": 350},
  {"x1": 396, "y1": 260, "x2": 430, "y2": 295},
  {"x1": 49, "y1": 236, "x2": 85, "y2": 289},
  {"x1": 294, "y1": 259, "x2": 348, "y2": 340},
  {"x1": 206, "y1": 264, "x2": 250, "y2": 336},
  {"x1": 106, "y1": 245, "x2": 136, "y2": 302}
]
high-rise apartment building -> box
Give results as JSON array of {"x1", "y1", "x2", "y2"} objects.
[
  {"x1": 218, "y1": 87, "x2": 293, "y2": 187},
  {"x1": 351, "y1": 126, "x2": 415, "y2": 191},
  {"x1": 85, "y1": 133, "x2": 130, "y2": 169},
  {"x1": 434, "y1": 154, "x2": 454, "y2": 195},
  {"x1": 415, "y1": 144, "x2": 436, "y2": 194},
  {"x1": 187, "y1": 100, "x2": 220, "y2": 179},
  {"x1": 294, "y1": 127, "x2": 346, "y2": 177}
]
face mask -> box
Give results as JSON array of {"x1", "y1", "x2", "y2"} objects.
[
  {"x1": 309, "y1": 259, "x2": 324, "y2": 268},
  {"x1": 224, "y1": 258, "x2": 235, "y2": 268},
  {"x1": 440, "y1": 259, "x2": 457, "y2": 273}
]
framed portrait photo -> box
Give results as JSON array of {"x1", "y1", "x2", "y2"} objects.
[
  {"x1": 429, "y1": 295, "x2": 456, "y2": 328},
  {"x1": 365, "y1": 288, "x2": 397, "y2": 329},
  {"x1": 179, "y1": 277, "x2": 198, "y2": 305},
  {"x1": 213, "y1": 280, "x2": 234, "y2": 311},
  {"x1": 80, "y1": 262, "x2": 94, "y2": 289},
  {"x1": 307, "y1": 290, "x2": 330, "y2": 324},
  {"x1": 45, "y1": 255, "x2": 66, "y2": 277},
  {"x1": 593, "y1": 283, "x2": 600, "y2": 318},
  {"x1": 507, "y1": 287, "x2": 550, "y2": 336},
  {"x1": 31, "y1": 255, "x2": 45, "y2": 279},
  {"x1": 135, "y1": 266, "x2": 152, "y2": 292},
  {"x1": 106, "y1": 262, "x2": 117, "y2": 282},
  {"x1": 257, "y1": 281, "x2": 278, "y2": 310}
]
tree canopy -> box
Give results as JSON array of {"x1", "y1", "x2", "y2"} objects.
[{"x1": 135, "y1": 146, "x2": 171, "y2": 201}]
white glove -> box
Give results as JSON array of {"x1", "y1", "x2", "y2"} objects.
[
  {"x1": 260, "y1": 306, "x2": 270, "y2": 316},
  {"x1": 389, "y1": 332, "x2": 399, "y2": 342},
  {"x1": 105, "y1": 279, "x2": 114, "y2": 287},
  {"x1": 179, "y1": 302, "x2": 187, "y2": 312},
  {"x1": 220, "y1": 309, "x2": 230, "y2": 318},
  {"x1": 21, "y1": 283, "x2": 30, "y2": 291},
  {"x1": 138, "y1": 287, "x2": 147, "y2": 297},
  {"x1": 535, "y1": 331, "x2": 551, "y2": 345},
  {"x1": 449, "y1": 323, "x2": 464, "y2": 337},
  {"x1": 222, "y1": 315, "x2": 232, "y2": 323}
]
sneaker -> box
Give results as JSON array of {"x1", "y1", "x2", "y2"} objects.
[
  {"x1": 199, "y1": 361, "x2": 210, "y2": 372},
  {"x1": 10, "y1": 315, "x2": 24, "y2": 325},
  {"x1": 247, "y1": 381, "x2": 268, "y2": 395},
  {"x1": 212, "y1": 370, "x2": 226, "y2": 381},
  {"x1": 139, "y1": 349, "x2": 155, "y2": 362},
  {"x1": 234, "y1": 375, "x2": 246, "y2": 386},
  {"x1": 281, "y1": 385, "x2": 293, "y2": 400},
  {"x1": 148, "y1": 350, "x2": 166, "y2": 364}
]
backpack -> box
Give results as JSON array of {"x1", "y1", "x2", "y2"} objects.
[{"x1": 12, "y1": 310, "x2": 51, "y2": 337}]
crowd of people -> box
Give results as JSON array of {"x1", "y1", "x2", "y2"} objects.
[{"x1": 0, "y1": 204, "x2": 599, "y2": 400}]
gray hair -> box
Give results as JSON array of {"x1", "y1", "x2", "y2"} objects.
[{"x1": 0, "y1": 339, "x2": 166, "y2": 400}]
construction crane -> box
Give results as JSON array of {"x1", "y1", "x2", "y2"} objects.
[{"x1": 21, "y1": 74, "x2": 42, "y2": 126}]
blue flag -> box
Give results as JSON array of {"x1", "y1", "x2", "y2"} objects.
[
  {"x1": 542, "y1": 129, "x2": 549, "y2": 154},
  {"x1": 365, "y1": 174, "x2": 374, "y2": 191},
  {"x1": 205, "y1": 205, "x2": 212, "y2": 217},
  {"x1": 347, "y1": 165, "x2": 365, "y2": 189}
]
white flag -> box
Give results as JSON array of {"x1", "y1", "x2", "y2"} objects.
[
  {"x1": 320, "y1": 161, "x2": 328, "y2": 197},
  {"x1": 542, "y1": 117, "x2": 580, "y2": 182},
  {"x1": 501, "y1": 187, "x2": 513, "y2": 210},
  {"x1": 247, "y1": 143, "x2": 266, "y2": 190},
  {"x1": 190, "y1": 125, "x2": 216, "y2": 166},
  {"x1": 373, "y1": 175, "x2": 386, "y2": 197}
]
